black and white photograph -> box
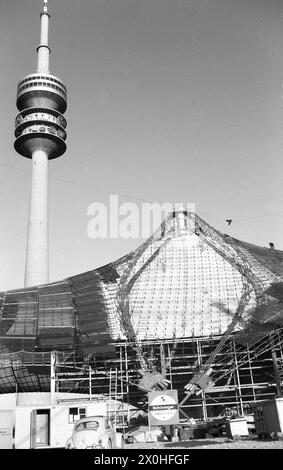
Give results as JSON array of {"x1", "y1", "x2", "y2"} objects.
[{"x1": 0, "y1": 0, "x2": 282, "y2": 459}]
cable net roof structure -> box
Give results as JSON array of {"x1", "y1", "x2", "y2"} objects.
[{"x1": 0, "y1": 211, "x2": 282, "y2": 397}]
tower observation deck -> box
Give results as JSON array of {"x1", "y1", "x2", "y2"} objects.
[{"x1": 14, "y1": 1, "x2": 67, "y2": 287}]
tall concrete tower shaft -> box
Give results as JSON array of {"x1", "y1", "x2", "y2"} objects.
[{"x1": 14, "y1": 1, "x2": 67, "y2": 287}]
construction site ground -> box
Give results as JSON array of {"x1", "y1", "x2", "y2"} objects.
[{"x1": 125, "y1": 436, "x2": 283, "y2": 449}]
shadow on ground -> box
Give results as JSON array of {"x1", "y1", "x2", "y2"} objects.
[{"x1": 165, "y1": 439, "x2": 222, "y2": 448}]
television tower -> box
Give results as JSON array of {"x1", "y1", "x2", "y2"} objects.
[{"x1": 14, "y1": 1, "x2": 67, "y2": 287}]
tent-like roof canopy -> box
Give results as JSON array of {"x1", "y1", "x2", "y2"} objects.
[{"x1": 0, "y1": 211, "x2": 282, "y2": 393}]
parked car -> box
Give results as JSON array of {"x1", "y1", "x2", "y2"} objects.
[{"x1": 65, "y1": 415, "x2": 124, "y2": 449}]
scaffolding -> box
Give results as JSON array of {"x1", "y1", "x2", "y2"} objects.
[
  {"x1": 0, "y1": 328, "x2": 282, "y2": 422},
  {"x1": 0, "y1": 211, "x2": 283, "y2": 420},
  {"x1": 6, "y1": 329, "x2": 275, "y2": 421}
]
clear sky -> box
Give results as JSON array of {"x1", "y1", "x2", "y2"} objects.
[{"x1": 0, "y1": 0, "x2": 282, "y2": 291}]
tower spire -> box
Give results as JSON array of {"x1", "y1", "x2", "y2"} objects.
[
  {"x1": 14, "y1": 2, "x2": 67, "y2": 287},
  {"x1": 37, "y1": 0, "x2": 50, "y2": 73}
]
